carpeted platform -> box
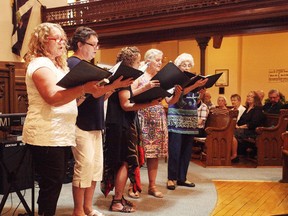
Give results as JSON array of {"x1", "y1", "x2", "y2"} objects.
[{"x1": 1, "y1": 160, "x2": 282, "y2": 216}]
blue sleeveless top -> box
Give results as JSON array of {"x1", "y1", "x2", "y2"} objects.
[{"x1": 167, "y1": 92, "x2": 199, "y2": 135}]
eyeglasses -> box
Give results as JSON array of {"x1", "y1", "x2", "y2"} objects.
[
  {"x1": 83, "y1": 42, "x2": 100, "y2": 49},
  {"x1": 47, "y1": 37, "x2": 66, "y2": 43},
  {"x1": 180, "y1": 64, "x2": 193, "y2": 68}
]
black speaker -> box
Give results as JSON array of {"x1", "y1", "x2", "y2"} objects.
[{"x1": 0, "y1": 141, "x2": 33, "y2": 194}]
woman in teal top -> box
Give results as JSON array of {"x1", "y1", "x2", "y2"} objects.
[{"x1": 167, "y1": 53, "x2": 207, "y2": 190}]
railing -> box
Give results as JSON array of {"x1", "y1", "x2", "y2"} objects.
[{"x1": 43, "y1": 0, "x2": 250, "y2": 27}]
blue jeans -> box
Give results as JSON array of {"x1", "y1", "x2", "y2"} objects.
[{"x1": 167, "y1": 132, "x2": 194, "y2": 181}]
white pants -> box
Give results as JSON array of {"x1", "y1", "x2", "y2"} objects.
[{"x1": 72, "y1": 127, "x2": 103, "y2": 188}]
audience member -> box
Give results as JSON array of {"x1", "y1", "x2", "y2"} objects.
[
  {"x1": 263, "y1": 89, "x2": 284, "y2": 114},
  {"x1": 22, "y1": 22, "x2": 103, "y2": 216},
  {"x1": 68, "y1": 26, "x2": 132, "y2": 216},
  {"x1": 202, "y1": 91, "x2": 216, "y2": 109},
  {"x1": 197, "y1": 89, "x2": 209, "y2": 137},
  {"x1": 231, "y1": 91, "x2": 265, "y2": 163},
  {"x1": 256, "y1": 90, "x2": 265, "y2": 104},
  {"x1": 217, "y1": 95, "x2": 228, "y2": 110},
  {"x1": 102, "y1": 46, "x2": 161, "y2": 212},
  {"x1": 136, "y1": 49, "x2": 182, "y2": 197},
  {"x1": 230, "y1": 94, "x2": 246, "y2": 122},
  {"x1": 166, "y1": 53, "x2": 207, "y2": 190}
]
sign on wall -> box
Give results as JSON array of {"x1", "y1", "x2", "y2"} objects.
[{"x1": 268, "y1": 69, "x2": 288, "y2": 82}]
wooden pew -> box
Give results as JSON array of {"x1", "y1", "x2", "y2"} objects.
[
  {"x1": 254, "y1": 109, "x2": 288, "y2": 166},
  {"x1": 0, "y1": 61, "x2": 27, "y2": 114},
  {"x1": 280, "y1": 131, "x2": 288, "y2": 183},
  {"x1": 194, "y1": 109, "x2": 238, "y2": 166}
]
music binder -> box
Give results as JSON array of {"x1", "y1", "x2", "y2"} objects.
[
  {"x1": 57, "y1": 60, "x2": 144, "y2": 88},
  {"x1": 108, "y1": 61, "x2": 144, "y2": 83},
  {"x1": 129, "y1": 87, "x2": 172, "y2": 103},
  {"x1": 191, "y1": 72, "x2": 223, "y2": 92},
  {"x1": 57, "y1": 60, "x2": 112, "y2": 88},
  {"x1": 151, "y1": 62, "x2": 190, "y2": 90},
  {"x1": 182, "y1": 72, "x2": 223, "y2": 90}
]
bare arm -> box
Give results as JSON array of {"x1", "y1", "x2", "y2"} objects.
[
  {"x1": 32, "y1": 67, "x2": 103, "y2": 107},
  {"x1": 132, "y1": 79, "x2": 160, "y2": 96},
  {"x1": 165, "y1": 85, "x2": 183, "y2": 105},
  {"x1": 183, "y1": 78, "x2": 208, "y2": 95},
  {"x1": 93, "y1": 76, "x2": 134, "y2": 99}
]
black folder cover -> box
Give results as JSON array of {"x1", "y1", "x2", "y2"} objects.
[
  {"x1": 191, "y1": 72, "x2": 223, "y2": 92},
  {"x1": 57, "y1": 60, "x2": 112, "y2": 88},
  {"x1": 57, "y1": 60, "x2": 144, "y2": 88},
  {"x1": 129, "y1": 87, "x2": 172, "y2": 103},
  {"x1": 108, "y1": 61, "x2": 143, "y2": 83},
  {"x1": 151, "y1": 62, "x2": 190, "y2": 90}
]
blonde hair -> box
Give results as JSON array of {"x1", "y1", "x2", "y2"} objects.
[
  {"x1": 174, "y1": 53, "x2": 195, "y2": 67},
  {"x1": 144, "y1": 48, "x2": 163, "y2": 61},
  {"x1": 25, "y1": 22, "x2": 68, "y2": 71}
]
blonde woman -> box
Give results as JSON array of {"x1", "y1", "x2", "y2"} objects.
[{"x1": 22, "y1": 23, "x2": 104, "y2": 216}]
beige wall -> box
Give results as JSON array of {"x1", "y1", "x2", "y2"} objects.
[
  {"x1": 100, "y1": 33, "x2": 288, "y2": 106},
  {"x1": 1, "y1": 1, "x2": 287, "y2": 105}
]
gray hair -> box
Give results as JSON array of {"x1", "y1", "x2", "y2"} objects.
[
  {"x1": 268, "y1": 89, "x2": 279, "y2": 96},
  {"x1": 144, "y1": 48, "x2": 163, "y2": 61},
  {"x1": 174, "y1": 53, "x2": 195, "y2": 67}
]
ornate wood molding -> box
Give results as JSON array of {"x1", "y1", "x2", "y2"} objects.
[{"x1": 42, "y1": 0, "x2": 288, "y2": 48}]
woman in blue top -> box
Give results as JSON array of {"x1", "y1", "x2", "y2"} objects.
[{"x1": 167, "y1": 53, "x2": 207, "y2": 190}]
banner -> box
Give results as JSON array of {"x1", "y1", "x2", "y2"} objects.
[{"x1": 11, "y1": 0, "x2": 41, "y2": 57}]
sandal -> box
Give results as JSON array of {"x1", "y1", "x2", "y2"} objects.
[
  {"x1": 109, "y1": 196, "x2": 135, "y2": 213},
  {"x1": 122, "y1": 196, "x2": 135, "y2": 207},
  {"x1": 148, "y1": 186, "x2": 163, "y2": 198},
  {"x1": 128, "y1": 187, "x2": 140, "y2": 199}
]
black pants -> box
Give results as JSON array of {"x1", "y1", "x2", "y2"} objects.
[{"x1": 28, "y1": 145, "x2": 70, "y2": 216}]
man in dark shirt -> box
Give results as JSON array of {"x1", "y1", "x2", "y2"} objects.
[{"x1": 263, "y1": 89, "x2": 283, "y2": 114}]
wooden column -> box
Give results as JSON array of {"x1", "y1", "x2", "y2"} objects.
[{"x1": 196, "y1": 37, "x2": 211, "y2": 75}]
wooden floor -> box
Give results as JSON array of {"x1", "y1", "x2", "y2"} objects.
[{"x1": 211, "y1": 181, "x2": 288, "y2": 216}]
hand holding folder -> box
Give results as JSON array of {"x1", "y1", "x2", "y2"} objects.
[
  {"x1": 190, "y1": 72, "x2": 223, "y2": 92},
  {"x1": 128, "y1": 62, "x2": 222, "y2": 103},
  {"x1": 57, "y1": 60, "x2": 143, "y2": 88}
]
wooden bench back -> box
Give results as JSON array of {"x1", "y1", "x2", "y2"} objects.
[
  {"x1": 256, "y1": 109, "x2": 288, "y2": 166},
  {"x1": 205, "y1": 108, "x2": 230, "y2": 129},
  {"x1": 203, "y1": 109, "x2": 238, "y2": 166},
  {"x1": 263, "y1": 112, "x2": 280, "y2": 127}
]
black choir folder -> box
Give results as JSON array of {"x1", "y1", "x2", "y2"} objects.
[
  {"x1": 129, "y1": 87, "x2": 172, "y2": 103},
  {"x1": 151, "y1": 62, "x2": 190, "y2": 90},
  {"x1": 184, "y1": 72, "x2": 223, "y2": 92},
  {"x1": 129, "y1": 62, "x2": 222, "y2": 103},
  {"x1": 57, "y1": 60, "x2": 143, "y2": 88}
]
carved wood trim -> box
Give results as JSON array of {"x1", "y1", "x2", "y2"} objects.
[{"x1": 42, "y1": 0, "x2": 288, "y2": 48}]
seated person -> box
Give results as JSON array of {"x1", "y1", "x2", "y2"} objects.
[
  {"x1": 197, "y1": 90, "x2": 209, "y2": 137},
  {"x1": 231, "y1": 91, "x2": 265, "y2": 163},
  {"x1": 217, "y1": 95, "x2": 228, "y2": 110},
  {"x1": 202, "y1": 91, "x2": 216, "y2": 110},
  {"x1": 256, "y1": 90, "x2": 265, "y2": 104},
  {"x1": 263, "y1": 89, "x2": 284, "y2": 114},
  {"x1": 230, "y1": 94, "x2": 246, "y2": 122}
]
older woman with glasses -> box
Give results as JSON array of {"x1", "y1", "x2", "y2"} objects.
[{"x1": 167, "y1": 53, "x2": 207, "y2": 190}]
